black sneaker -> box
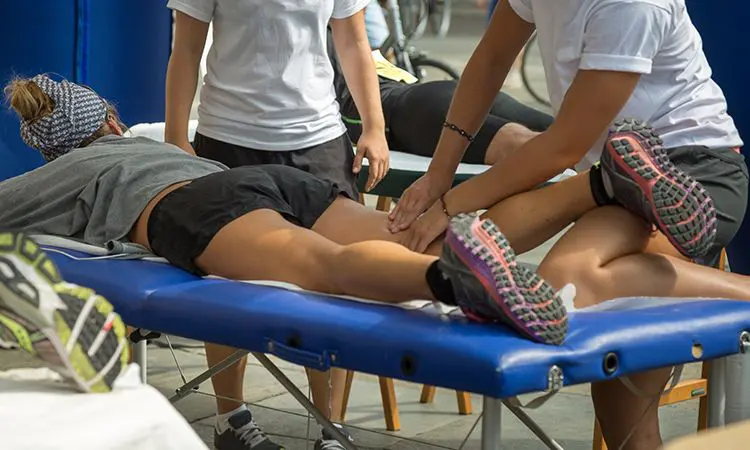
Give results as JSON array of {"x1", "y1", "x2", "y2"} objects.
[
  {"x1": 214, "y1": 409, "x2": 285, "y2": 450},
  {"x1": 439, "y1": 213, "x2": 570, "y2": 345},
  {"x1": 600, "y1": 119, "x2": 717, "y2": 259},
  {"x1": 314, "y1": 426, "x2": 354, "y2": 450},
  {"x1": 0, "y1": 232, "x2": 129, "y2": 392}
]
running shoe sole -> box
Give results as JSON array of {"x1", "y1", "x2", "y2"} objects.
[
  {"x1": 605, "y1": 119, "x2": 717, "y2": 259},
  {"x1": 0, "y1": 232, "x2": 129, "y2": 393},
  {"x1": 444, "y1": 214, "x2": 568, "y2": 345}
]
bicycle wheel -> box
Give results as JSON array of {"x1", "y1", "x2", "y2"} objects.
[
  {"x1": 520, "y1": 33, "x2": 551, "y2": 107},
  {"x1": 428, "y1": 0, "x2": 452, "y2": 38},
  {"x1": 412, "y1": 56, "x2": 460, "y2": 82},
  {"x1": 398, "y1": 0, "x2": 428, "y2": 38}
]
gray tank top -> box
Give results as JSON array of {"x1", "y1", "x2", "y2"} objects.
[{"x1": 0, "y1": 135, "x2": 227, "y2": 245}]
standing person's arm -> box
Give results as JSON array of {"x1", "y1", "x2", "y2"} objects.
[
  {"x1": 388, "y1": 0, "x2": 534, "y2": 231},
  {"x1": 330, "y1": 2, "x2": 390, "y2": 192},
  {"x1": 398, "y1": 1, "x2": 672, "y2": 252},
  {"x1": 165, "y1": 2, "x2": 213, "y2": 155}
]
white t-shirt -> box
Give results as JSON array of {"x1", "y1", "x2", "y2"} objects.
[
  {"x1": 167, "y1": 0, "x2": 369, "y2": 151},
  {"x1": 509, "y1": 0, "x2": 743, "y2": 169}
]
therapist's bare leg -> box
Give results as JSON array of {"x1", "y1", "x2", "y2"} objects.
[
  {"x1": 482, "y1": 171, "x2": 598, "y2": 254},
  {"x1": 536, "y1": 206, "x2": 750, "y2": 449}
]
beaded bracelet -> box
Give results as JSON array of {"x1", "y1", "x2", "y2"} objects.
[
  {"x1": 442, "y1": 121, "x2": 475, "y2": 143},
  {"x1": 439, "y1": 194, "x2": 451, "y2": 218}
]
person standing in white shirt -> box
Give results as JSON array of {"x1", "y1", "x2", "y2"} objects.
[
  {"x1": 388, "y1": 1, "x2": 748, "y2": 449},
  {"x1": 164, "y1": 1, "x2": 389, "y2": 449}
]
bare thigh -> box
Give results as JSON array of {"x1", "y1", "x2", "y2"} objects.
[
  {"x1": 194, "y1": 209, "x2": 340, "y2": 293},
  {"x1": 538, "y1": 206, "x2": 688, "y2": 305},
  {"x1": 313, "y1": 197, "x2": 444, "y2": 254}
]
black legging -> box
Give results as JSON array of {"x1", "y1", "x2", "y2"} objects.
[{"x1": 344, "y1": 80, "x2": 554, "y2": 164}]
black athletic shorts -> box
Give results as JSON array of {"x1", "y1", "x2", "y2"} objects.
[
  {"x1": 147, "y1": 165, "x2": 348, "y2": 275},
  {"x1": 344, "y1": 80, "x2": 553, "y2": 164},
  {"x1": 671, "y1": 145, "x2": 748, "y2": 267},
  {"x1": 194, "y1": 132, "x2": 359, "y2": 200}
]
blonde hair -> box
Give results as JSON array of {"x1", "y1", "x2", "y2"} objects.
[
  {"x1": 4, "y1": 76, "x2": 126, "y2": 148},
  {"x1": 4, "y1": 78, "x2": 55, "y2": 123}
]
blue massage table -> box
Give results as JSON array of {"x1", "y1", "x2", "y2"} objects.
[
  {"x1": 2, "y1": 123, "x2": 750, "y2": 449},
  {"x1": 38, "y1": 242, "x2": 750, "y2": 449}
]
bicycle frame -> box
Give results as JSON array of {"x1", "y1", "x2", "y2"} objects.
[{"x1": 380, "y1": 0, "x2": 416, "y2": 74}]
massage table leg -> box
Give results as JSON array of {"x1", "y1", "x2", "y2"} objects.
[
  {"x1": 419, "y1": 385, "x2": 474, "y2": 415},
  {"x1": 709, "y1": 357, "x2": 728, "y2": 427},
  {"x1": 481, "y1": 397, "x2": 503, "y2": 450},
  {"x1": 503, "y1": 401, "x2": 564, "y2": 449},
  {"x1": 169, "y1": 349, "x2": 249, "y2": 404},
  {"x1": 134, "y1": 340, "x2": 148, "y2": 383},
  {"x1": 698, "y1": 362, "x2": 711, "y2": 430},
  {"x1": 376, "y1": 196, "x2": 392, "y2": 211},
  {"x1": 593, "y1": 419, "x2": 607, "y2": 450},
  {"x1": 252, "y1": 353, "x2": 357, "y2": 450},
  {"x1": 420, "y1": 385, "x2": 436, "y2": 403},
  {"x1": 340, "y1": 370, "x2": 355, "y2": 421},
  {"x1": 161, "y1": 348, "x2": 357, "y2": 449}
]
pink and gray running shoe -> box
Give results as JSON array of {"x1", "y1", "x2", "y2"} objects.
[
  {"x1": 439, "y1": 213, "x2": 569, "y2": 346},
  {"x1": 601, "y1": 119, "x2": 718, "y2": 259}
]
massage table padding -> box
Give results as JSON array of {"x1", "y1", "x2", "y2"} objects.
[{"x1": 46, "y1": 247, "x2": 750, "y2": 400}]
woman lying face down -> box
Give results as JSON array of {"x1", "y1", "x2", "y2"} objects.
[{"x1": 0, "y1": 74, "x2": 570, "y2": 346}]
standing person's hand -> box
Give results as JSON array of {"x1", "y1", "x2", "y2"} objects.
[
  {"x1": 173, "y1": 140, "x2": 197, "y2": 156},
  {"x1": 354, "y1": 130, "x2": 390, "y2": 192},
  {"x1": 388, "y1": 171, "x2": 453, "y2": 233}
]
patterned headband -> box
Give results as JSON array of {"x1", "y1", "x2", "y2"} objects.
[{"x1": 19, "y1": 74, "x2": 108, "y2": 161}]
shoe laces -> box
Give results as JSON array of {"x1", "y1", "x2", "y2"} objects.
[
  {"x1": 318, "y1": 438, "x2": 346, "y2": 450},
  {"x1": 233, "y1": 418, "x2": 269, "y2": 448}
]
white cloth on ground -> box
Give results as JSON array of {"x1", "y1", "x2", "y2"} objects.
[{"x1": 0, "y1": 364, "x2": 208, "y2": 450}]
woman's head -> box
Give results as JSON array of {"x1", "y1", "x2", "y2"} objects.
[{"x1": 4, "y1": 74, "x2": 126, "y2": 161}]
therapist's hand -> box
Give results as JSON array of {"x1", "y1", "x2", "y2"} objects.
[
  {"x1": 354, "y1": 130, "x2": 390, "y2": 192},
  {"x1": 400, "y1": 201, "x2": 450, "y2": 253},
  {"x1": 388, "y1": 172, "x2": 452, "y2": 233}
]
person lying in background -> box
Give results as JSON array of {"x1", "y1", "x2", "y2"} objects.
[{"x1": 327, "y1": 29, "x2": 552, "y2": 165}]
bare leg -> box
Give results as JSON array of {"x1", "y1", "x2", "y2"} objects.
[
  {"x1": 195, "y1": 209, "x2": 438, "y2": 302},
  {"x1": 537, "y1": 206, "x2": 750, "y2": 450},
  {"x1": 483, "y1": 172, "x2": 596, "y2": 254},
  {"x1": 202, "y1": 200, "x2": 440, "y2": 423},
  {"x1": 205, "y1": 344, "x2": 248, "y2": 414},
  {"x1": 537, "y1": 206, "x2": 750, "y2": 307},
  {"x1": 307, "y1": 368, "x2": 348, "y2": 422},
  {"x1": 484, "y1": 123, "x2": 540, "y2": 165}
]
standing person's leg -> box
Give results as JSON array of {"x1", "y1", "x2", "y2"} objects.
[
  {"x1": 193, "y1": 132, "x2": 284, "y2": 448},
  {"x1": 192, "y1": 133, "x2": 358, "y2": 446}
]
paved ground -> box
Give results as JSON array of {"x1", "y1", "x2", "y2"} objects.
[{"x1": 1, "y1": 3, "x2": 707, "y2": 449}]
